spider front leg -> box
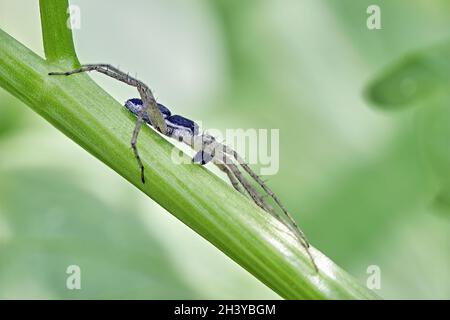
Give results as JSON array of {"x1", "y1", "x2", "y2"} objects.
[
  {"x1": 49, "y1": 64, "x2": 167, "y2": 133},
  {"x1": 49, "y1": 64, "x2": 168, "y2": 184},
  {"x1": 130, "y1": 115, "x2": 146, "y2": 184}
]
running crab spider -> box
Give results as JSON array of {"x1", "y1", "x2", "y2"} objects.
[{"x1": 49, "y1": 64, "x2": 318, "y2": 272}]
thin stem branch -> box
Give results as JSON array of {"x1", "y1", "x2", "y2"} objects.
[{"x1": 39, "y1": 0, "x2": 79, "y2": 65}]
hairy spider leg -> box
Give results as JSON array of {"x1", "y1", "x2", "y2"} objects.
[
  {"x1": 49, "y1": 64, "x2": 167, "y2": 184},
  {"x1": 171, "y1": 132, "x2": 276, "y2": 217},
  {"x1": 223, "y1": 146, "x2": 309, "y2": 239},
  {"x1": 215, "y1": 163, "x2": 245, "y2": 195},
  {"x1": 196, "y1": 136, "x2": 318, "y2": 271},
  {"x1": 195, "y1": 135, "x2": 302, "y2": 234},
  {"x1": 225, "y1": 146, "x2": 317, "y2": 271}
]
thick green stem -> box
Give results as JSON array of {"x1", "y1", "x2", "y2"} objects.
[{"x1": 0, "y1": 0, "x2": 379, "y2": 300}]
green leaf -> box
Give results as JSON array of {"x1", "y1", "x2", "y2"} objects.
[
  {"x1": 417, "y1": 99, "x2": 450, "y2": 213},
  {"x1": 366, "y1": 42, "x2": 450, "y2": 109},
  {"x1": 367, "y1": 40, "x2": 450, "y2": 213}
]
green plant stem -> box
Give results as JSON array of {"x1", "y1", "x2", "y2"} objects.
[
  {"x1": 39, "y1": 0, "x2": 79, "y2": 66},
  {"x1": 0, "y1": 0, "x2": 379, "y2": 299}
]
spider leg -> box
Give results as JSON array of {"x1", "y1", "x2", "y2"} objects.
[
  {"x1": 192, "y1": 141, "x2": 243, "y2": 195},
  {"x1": 187, "y1": 134, "x2": 277, "y2": 216},
  {"x1": 203, "y1": 141, "x2": 280, "y2": 219},
  {"x1": 196, "y1": 137, "x2": 280, "y2": 215},
  {"x1": 221, "y1": 144, "x2": 318, "y2": 271},
  {"x1": 130, "y1": 116, "x2": 146, "y2": 184},
  {"x1": 223, "y1": 146, "x2": 308, "y2": 238},
  {"x1": 49, "y1": 64, "x2": 142, "y2": 86},
  {"x1": 225, "y1": 160, "x2": 277, "y2": 215},
  {"x1": 49, "y1": 64, "x2": 166, "y2": 133},
  {"x1": 217, "y1": 153, "x2": 319, "y2": 273},
  {"x1": 215, "y1": 163, "x2": 246, "y2": 195},
  {"x1": 220, "y1": 151, "x2": 317, "y2": 271},
  {"x1": 49, "y1": 64, "x2": 168, "y2": 184},
  {"x1": 171, "y1": 131, "x2": 318, "y2": 271}
]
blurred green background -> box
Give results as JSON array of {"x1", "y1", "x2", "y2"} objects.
[{"x1": 0, "y1": 0, "x2": 449, "y2": 299}]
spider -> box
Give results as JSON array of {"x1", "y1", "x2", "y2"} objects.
[{"x1": 49, "y1": 64, "x2": 318, "y2": 272}]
